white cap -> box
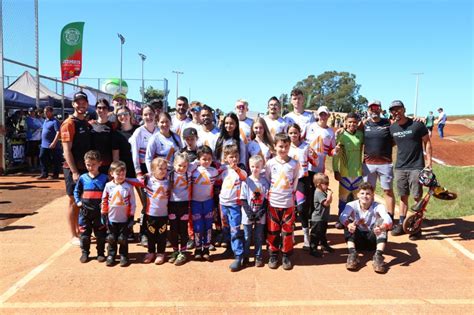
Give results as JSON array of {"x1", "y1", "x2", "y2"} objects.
[{"x1": 317, "y1": 106, "x2": 330, "y2": 115}]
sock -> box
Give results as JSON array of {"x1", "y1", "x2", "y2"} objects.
[
  {"x1": 348, "y1": 248, "x2": 356, "y2": 254},
  {"x1": 399, "y1": 216, "x2": 406, "y2": 225},
  {"x1": 389, "y1": 213, "x2": 394, "y2": 222},
  {"x1": 375, "y1": 250, "x2": 384, "y2": 256}
]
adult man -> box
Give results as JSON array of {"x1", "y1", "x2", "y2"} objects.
[
  {"x1": 436, "y1": 107, "x2": 447, "y2": 139},
  {"x1": 171, "y1": 96, "x2": 191, "y2": 137},
  {"x1": 197, "y1": 104, "x2": 219, "y2": 152},
  {"x1": 362, "y1": 100, "x2": 395, "y2": 221},
  {"x1": 149, "y1": 99, "x2": 164, "y2": 121},
  {"x1": 187, "y1": 101, "x2": 203, "y2": 131},
  {"x1": 389, "y1": 100, "x2": 432, "y2": 240},
  {"x1": 25, "y1": 107, "x2": 43, "y2": 171},
  {"x1": 339, "y1": 182, "x2": 392, "y2": 273},
  {"x1": 263, "y1": 96, "x2": 287, "y2": 138},
  {"x1": 235, "y1": 99, "x2": 253, "y2": 145},
  {"x1": 38, "y1": 106, "x2": 62, "y2": 179},
  {"x1": 284, "y1": 88, "x2": 316, "y2": 138},
  {"x1": 61, "y1": 91, "x2": 92, "y2": 245}
]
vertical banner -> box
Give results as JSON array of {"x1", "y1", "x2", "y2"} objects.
[{"x1": 60, "y1": 22, "x2": 84, "y2": 81}]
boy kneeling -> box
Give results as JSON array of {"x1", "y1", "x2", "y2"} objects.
[{"x1": 339, "y1": 182, "x2": 392, "y2": 273}]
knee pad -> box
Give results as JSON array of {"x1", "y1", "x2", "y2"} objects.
[
  {"x1": 80, "y1": 235, "x2": 91, "y2": 247},
  {"x1": 106, "y1": 234, "x2": 116, "y2": 246},
  {"x1": 118, "y1": 234, "x2": 127, "y2": 246}
]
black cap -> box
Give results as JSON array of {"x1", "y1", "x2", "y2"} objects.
[
  {"x1": 389, "y1": 100, "x2": 405, "y2": 110},
  {"x1": 183, "y1": 127, "x2": 198, "y2": 138},
  {"x1": 73, "y1": 91, "x2": 88, "y2": 102}
]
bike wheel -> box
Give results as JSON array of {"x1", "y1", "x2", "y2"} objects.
[{"x1": 403, "y1": 213, "x2": 423, "y2": 235}]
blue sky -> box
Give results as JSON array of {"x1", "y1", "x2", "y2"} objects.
[{"x1": 4, "y1": 0, "x2": 473, "y2": 115}]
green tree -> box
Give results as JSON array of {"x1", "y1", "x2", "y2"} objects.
[
  {"x1": 143, "y1": 86, "x2": 165, "y2": 103},
  {"x1": 294, "y1": 71, "x2": 367, "y2": 113}
]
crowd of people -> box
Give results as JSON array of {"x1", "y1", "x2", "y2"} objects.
[{"x1": 12, "y1": 87, "x2": 438, "y2": 274}]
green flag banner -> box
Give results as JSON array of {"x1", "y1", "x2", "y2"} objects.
[{"x1": 60, "y1": 22, "x2": 84, "y2": 81}]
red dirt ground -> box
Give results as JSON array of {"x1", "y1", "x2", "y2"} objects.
[{"x1": 430, "y1": 121, "x2": 474, "y2": 166}]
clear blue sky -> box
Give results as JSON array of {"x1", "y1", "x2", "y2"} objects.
[{"x1": 4, "y1": 0, "x2": 473, "y2": 115}]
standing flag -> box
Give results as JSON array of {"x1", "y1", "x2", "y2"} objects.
[{"x1": 60, "y1": 22, "x2": 85, "y2": 81}]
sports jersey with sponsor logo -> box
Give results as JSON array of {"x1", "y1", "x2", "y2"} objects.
[
  {"x1": 60, "y1": 116, "x2": 91, "y2": 171},
  {"x1": 288, "y1": 141, "x2": 309, "y2": 177},
  {"x1": 284, "y1": 111, "x2": 315, "y2": 138},
  {"x1": 247, "y1": 139, "x2": 272, "y2": 163},
  {"x1": 198, "y1": 126, "x2": 219, "y2": 151},
  {"x1": 219, "y1": 165, "x2": 247, "y2": 206},
  {"x1": 145, "y1": 132, "x2": 182, "y2": 172},
  {"x1": 171, "y1": 115, "x2": 192, "y2": 137},
  {"x1": 240, "y1": 175, "x2": 270, "y2": 225},
  {"x1": 169, "y1": 170, "x2": 192, "y2": 202},
  {"x1": 339, "y1": 199, "x2": 392, "y2": 232},
  {"x1": 263, "y1": 116, "x2": 287, "y2": 138},
  {"x1": 239, "y1": 117, "x2": 254, "y2": 145},
  {"x1": 333, "y1": 130, "x2": 364, "y2": 177},
  {"x1": 191, "y1": 165, "x2": 218, "y2": 202},
  {"x1": 143, "y1": 175, "x2": 170, "y2": 217},
  {"x1": 101, "y1": 181, "x2": 136, "y2": 223},
  {"x1": 74, "y1": 173, "x2": 109, "y2": 209},
  {"x1": 306, "y1": 123, "x2": 336, "y2": 173},
  {"x1": 265, "y1": 157, "x2": 300, "y2": 208},
  {"x1": 129, "y1": 125, "x2": 158, "y2": 174},
  {"x1": 218, "y1": 138, "x2": 247, "y2": 167}
]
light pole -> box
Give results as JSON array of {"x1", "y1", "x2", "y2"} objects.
[
  {"x1": 117, "y1": 33, "x2": 125, "y2": 92},
  {"x1": 172, "y1": 70, "x2": 183, "y2": 100},
  {"x1": 138, "y1": 53, "x2": 146, "y2": 103},
  {"x1": 412, "y1": 72, "x2": 423, "y2": 117}
]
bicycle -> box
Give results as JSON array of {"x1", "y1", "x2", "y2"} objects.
[{"x1": 403, "y1": 168, "x2": 457, "y2": 235}]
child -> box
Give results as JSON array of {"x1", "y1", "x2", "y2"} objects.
[
  {"x1": 191, "y1": 145, "x2": 218, "y2": 261},
  {"x1": 240, "y1": 155, "x2": 269, "y2": 268},
  {"x1": 310, "y1": 173, "x2": 334, "y2": 258},
  {"x1": 219, "y1": 144, "x2": 247, "y2": 271},
  {"x1": 247, "y1": 117, "x2": 275, "y2": 164},
  {"x1": 101, "y1": 161, "x2": 136, "y2": 267},
  {"x1": 168, "y1": 153, "x2": 192, "y2": 266},
  {"x1": 265, "y1": 132, "x2": 301, "y2": 270},
  {"x1": 180, "y1": 127, "x2": 199, "y2": 162},
  {"x1": 73, "y1": 150, "x2": 108, "y2": 263}
]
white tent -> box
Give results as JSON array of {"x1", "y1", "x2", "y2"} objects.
[{"x1": 7, "y1": 71, "x2": 63, "y2": 100}]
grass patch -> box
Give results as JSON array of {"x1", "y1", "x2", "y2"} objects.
[{"x1": 452, "y1": 133, "x2": 474, "y2": 142}]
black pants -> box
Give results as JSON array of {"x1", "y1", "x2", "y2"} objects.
[
  {"x1": 344, "y1": 228, "x2": 387, "y2": 251},
  {"x1": 310, "y1": 220, "x2": 329, "y2": 250},
  {"x1": 296, "y1": 176, "x2": 310, "y2": 229},
  {"x1": 107, "y1": 222, "x2": 129, "y2": 258},
  {"x1": 146, "y1": 215, "x2": 168, "y2": 254},
  {"x1": 168, "y1": 201, "x2": 189, "y2": 251},
  {"x1": 78, "y1": 207, "x2": 106, "y2": 255},
  {"x1": 39, "y1": 147, "x2": 62, "y2": 177}
]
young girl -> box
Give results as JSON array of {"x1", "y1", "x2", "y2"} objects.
[
  {"x1": 310, "y1": 173, "x2": 334, "y2": 258},
  {"x1": 288, "y1": 123, "x2": 311, "y2": 250},
  {"x1": 214, "y1": 112, "x2": 247, "y2": 168},
  {"x1": 146, "y1": 112, "x2": 183, "y2": 172},
  {"x1": 218, "y1": 144, "x2": 247, "y2": 272},
  {"x1": 101, "y1": 161, "x2": 136, "y2": 267},
  {"x1": 247, "y1": 117, "x2": 274, "y2": 165},
  {"x1": 168, "y1": 153, "x2": 193, "y2": 266},
  {"x1": 191, "y1": 145, "x2": 219, "y2": 261}
]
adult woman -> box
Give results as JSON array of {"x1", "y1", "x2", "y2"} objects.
[
  {"x1": 214, "y1": 112, "x2": 247, "y2": 168},
  {"x1": 112, "y1": 105, "x2": 139, "y2": 177}
]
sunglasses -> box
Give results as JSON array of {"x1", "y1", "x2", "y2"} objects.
[
  {"x1": 191, "y1": 106, "x2": 202, "y2": 112},
  {"x1": 236, "y1": 104, "x2": 246, "y2": 110}
]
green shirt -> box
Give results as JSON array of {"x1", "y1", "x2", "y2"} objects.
[{"x1": 333, "y1": 130, "x2": 364, "y2": 177}]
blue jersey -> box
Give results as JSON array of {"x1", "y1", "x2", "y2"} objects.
[{"x1": 74, "y1": 173, "x2": 109, "y2": 210}]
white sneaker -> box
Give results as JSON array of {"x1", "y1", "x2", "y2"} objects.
[{"x1": 70, "y1": 237, "x2": 81, "y2": 246}]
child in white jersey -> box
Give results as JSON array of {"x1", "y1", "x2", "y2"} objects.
[
  {"x1": 101, "y1": 161, "x2": 136, "y2": 267},
  {"x1": 240, "y1": 155, "x2": 269, "y2": 268},
  {"x1": 219, "y1": 144, "x2": 248, "y2": 272},
  {"x1": 191, "y1": 145, "x2": 218, "y2": 261},
  {"x1": 265, "y1": 132, "x2": 301, "y2": 271},
  {"x1": 168, "y1": 153, "x2": 193, "y2": 266},
  {"x1": 247, "y1": 117, "x2": 274, "y2": 164}
]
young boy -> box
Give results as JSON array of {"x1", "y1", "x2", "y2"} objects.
[
  {"x1": 310, "y1": 173, "x2": 334, "y2": 258},
  {"x1": 241, "y1": 155, "x2": 269, "y2": 268},
  {"x1": 73, "y1": 150, "x2": 109, "y2": 263},
  {"x1": 191, "y1": 145, "x2": 218, "y2": 261},
  {"x1": 265, "y1": 132, "x2": 301, "y2": 270},
  {"x1": 101, "y1": 161, "x2": 136, "y2": 267},
  {"x1": 339, "y1": 182, "x2": 393, "y2": 273},
  {"x1": 219, "y1": 144, "x2": 247, "y2": 271},
  {"x1": 180, "y1": 127, "x2": 199, "y2": 162},
  {"x1": 333, "y1": 113, "x2": 364, "y2": 228}
]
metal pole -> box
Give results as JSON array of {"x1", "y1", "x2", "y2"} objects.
[
  {"x1": 172, "y1": 70, "x2": 183, "y2": 100},
  {"x1": 118, "y1": 34, "x2": 125, "y2": 93},
  {"x1": 0, "y1": 0, "x2": 6, "y2": 172},
  {"x1": 412, "y1": 72, "x2": 423, "y2": 117},
  {"x1": 138, "y1": 53, "x2": 146, "y2": 103},
  {"x1": 163, "y1": 78, "x2": 169, "y2": 112},
  {"x1": 35, "y1": 0, "x2": 39, "y2": 109}
]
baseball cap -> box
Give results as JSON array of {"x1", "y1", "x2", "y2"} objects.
[
  {"x1": 368, "y1": 100, "x2": 382, "y2": 107},
  {"x1": 28, "y1": 107, "x2": 35, "y2": 112},
  {"x1": 113, "y1": 93, "x2": 127, "y2": 101},
  {"x1": 183, "y1": 127, "x2": 198, "y2": 138},
  {"x1": 73, "y1": 91, "x2": 88, "y2": 102},
  {"x1": 389, "y1": 100, "x2": 405, "y2": 110},
  {"x1": 316, "y1": 106, "x2": 330, "y2": 115}
]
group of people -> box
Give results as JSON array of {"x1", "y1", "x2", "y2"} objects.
[
  {"x1": 63, "y1": 88, "x2": 433, "y2": 274},
  {"x1": 425, "y1": 107, "x2": 448, "y2": 138}
]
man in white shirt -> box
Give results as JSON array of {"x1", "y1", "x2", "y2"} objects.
[
  {"x1": 197, "y1": 105, "x2": 219, "y2": 152},
  {"x1": 263, "y1": 96, "x2": 288, "y2": 138},
  {"x1": 436, "y1": 107, "x2": 447, "y2": 139},
  {"x1": 235, "y1": 99, "x2": 253, "y2": 145},
  {"x1": 284, "y1": 88, "x2": 316, "y2": 138},
  {"x1": 171, "y1": 96, "x2": 191, "y2": 137}
]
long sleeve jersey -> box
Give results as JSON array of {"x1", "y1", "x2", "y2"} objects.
[
  {"x1": 129, "y1": 125, "x2": 158, "y2": 175},
  {"x1": 101, "y1": 181, "x2": 136, "y2": 223},
  {"x1": 306, "y1": 123, "x2": 336, "y2": 174},
  {"x1": 169, "y1": 170, "x2": 192, "y2": 202},
  {"x1": 191, "y1": 165, "x2": 218, "y2": 202},
  {"x1": 145, "y1": 132, "x2": 182, "y2": 173},
  {"x1": 339, "y1": 199, "x2": 393, "y2": 232},
  {"x1": 265, "y1": 157, "x2": 301, "y2": 208},
  {"x1": 288, "y1": 141, "x2": 309, "y2": 178},
  {"x1": 219, "y1": 165, "x2": 247, "y2": 206},
  {"x1": 74, "y1": 173, "x2": 109, "y2": 210}
]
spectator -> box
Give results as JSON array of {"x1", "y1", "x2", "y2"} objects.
[
  {"x1": 235, "y1": 99, "x2": 254, "y2": 145},
  {"x1": 25, "y1": 107, "x2": 43, "y2": 171},
  {"x1": 38, "y1": 106, "x2": 62, "y2": 179},
  {"x1": 263, "y1": 96, "x2": 287, "y2": 138},
  {"x1": 171, "y1": 96, "x2": 191, "y2": 137},
  {"x1": 284, "y1": 88, "x2": 316, "y2": 139},
  {"x1": 436, "y1": 107, "x2": 447, "y2": 139},
  {"x1": 425, "y1": 111, "x2": 435, "y2": 137}
]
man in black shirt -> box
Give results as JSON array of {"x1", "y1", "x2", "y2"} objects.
[{"x1": 389, "y1": 100, "x2": 432, "y2": 240}]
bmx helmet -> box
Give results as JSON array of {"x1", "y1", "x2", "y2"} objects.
[{"x1": 418, "y1": 168, "x2": 437, "y2": 187}]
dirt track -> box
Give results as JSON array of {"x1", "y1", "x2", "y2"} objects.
[{"x1": 430, "y1": 122, "x2": 474, "y2": 166}]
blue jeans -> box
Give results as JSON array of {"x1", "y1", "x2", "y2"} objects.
[
  {"x1": 243, "y1": 223, "x2": 265, "y2": 259},
  {"x1": 438, "y1": 123, "x2": 445, "y2": 138},
  {"x1": 221, "y1": 204, "x2": 244, "y2": 257}
]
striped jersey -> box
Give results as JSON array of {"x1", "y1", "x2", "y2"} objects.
[
  {"x1": 219, "y1": 165, "x2": 247, "y2": 206},
  {"x1": 74, "y1": 173, "x2": 109, "y2": 210},
  {"x1": 191, "y1": 165, "x2": 218, "y2": 202},
  {"x1": 306, "y1": 123, "x2": 336, "y2": 173},
  {"x1": 101, "y1": 181, "x2": 136, "y2": 223},
  {"x1": 129, "y1": 125, "x2": 158, "y2": 175},
  {"x1": 145, "y1": 132, "x2": 182, "y2": 172},
  {"x1": 288, "y1": 141, "x2": 309, "y2": 177},
  {"x1": 169, "y1": 170, "x2": 192, "y2": 202},
  {"x1": 144, "y1": 175, "x2": 170, "y2": 217},
  {"x1": 265, "y1": 157, "x2": 300, "y2": 208}
]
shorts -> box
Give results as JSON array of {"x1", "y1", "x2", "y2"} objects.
[
  {"x1": 362, "y1": 163, "x2": 393, "y2": 190},
  {"x1": 394, "y1": 169, "x2": 422, "y2": 198},
  {"x1": 26, "y1": 140, "x2": 40, "y2": 157},
  {"x1": 64, "y1": 168, "x2": 86, "y2": 196},
  {"x1": 427, "y1": 126, "x2": 433, "y2": 132}
]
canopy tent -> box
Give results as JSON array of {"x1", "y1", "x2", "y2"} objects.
[{"x1": 3, "y1": 89, "x2": 51, "y2": 109}]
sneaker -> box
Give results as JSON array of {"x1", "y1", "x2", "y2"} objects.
[
  {"x1": 186, "y1": 239, "x2": 195, "y2": 250},
  {"x1": 168, "y1": 251, "x2": 179, "y2": 264},
  {"x1": 175, "y1": 252, "x2": 187, "y2": 266},
  {"x1": 268, "y1": 255, "x2": 278, "y2": 269},
  {"x1": 143, "y1": 253, "x2": 155, "y2": 264},
  {"x1": 208, "y1": 244, "x2": 216, "y2": 251},
  {"x1": 310, "y1": 250, "x2": 323, "y2": 258},
  {"x1": 202, "y1": 248, "x2": 211, "y2": 261},
  {"x1": 409, "y1": 230, "x2": 422, "y2": 241},
  {"x1": 97, "y1": 255, "x2": 106, "y2": 263},
  {"x1": 346, "y1": 252, "x2": 359, "y2": 271},
  {"x1": 372, "y1": 254, "x2": 386, "y2": 273},
  {"x1": 322, "y1": 245, "x2": 335, "y2": 253},
  {"x1": 242, "y1": 257, "x2": 250, "y2": 267},
  {"x1": 154, "y1": 253, "x2": 166, "y2": 265},
  {"x1": 140, "y1": 235, "x2": 148, "y2": 247},
  {"x1": 335, "y1": 222, "x2": 344, "y2": 230},
  {"x1": 221, "y1": 246, "x2": 234, "y2": 259},
  {"x1": 255, "y1": 257, "x2": 264, "y2": 267},
  {"x1": 282, "y1": 255, "x2": 293, "y2": 270},
  {"x1": 70, "y1": 237, "x2": 81, "y2": 246},
  {"x1": 194, "y1": 248, "x2": 202, "y2": 260},
  {"x1": 391, "y1": 224, "x2": 405, "y2": 236},
  {"x1": 106, "y1": 256, "x2": 115, "y2": 267},
  {"x1": 80, "y1": 253, "x2": 89, "y2": 263},
  {"x1": 119, "y1": 256, "x2": 129, "y2": 267},
  {"x1": 229, "y1": 257, "x2": 242, "y2": 272}
]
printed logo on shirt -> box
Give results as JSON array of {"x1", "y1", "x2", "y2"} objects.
[
  {"x1": 111, "y1": 191, "x2": 125, "y2": 205},
  {"x1": 195, "y1": 172, "x2": 211, "y2": 185},
  {"x1": 273, "y1": 171, "x2": 291, "y2": 190},
  {"x1": 152, "y1": 186, "x2": 168, "y2": 200},
  {"x1": 393, "y1": 130, "x2": 413, "y2": 138},
  {"x1": 174, "y1": 175, "x2": 188, "y2": 188}
]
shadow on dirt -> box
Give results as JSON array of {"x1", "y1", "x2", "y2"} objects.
[
  {"x1": 424, "y1": 218, "x2": 474, "y2": 242},
  {"x1": 0, "y1": 225, "x2": 35, "y2": 232}
]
